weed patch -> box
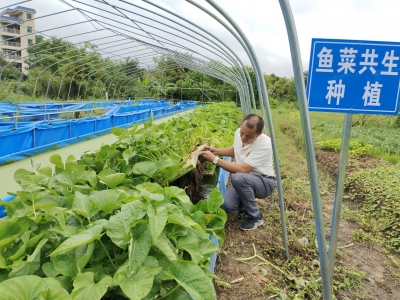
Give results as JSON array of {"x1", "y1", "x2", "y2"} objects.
[{"x1": 345, "y1": 166, "x2": 400, "y2": 252}]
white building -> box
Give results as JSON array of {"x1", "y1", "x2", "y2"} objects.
[{"x1": 0, "y1": 6, "x2": 36, "y2": 72}]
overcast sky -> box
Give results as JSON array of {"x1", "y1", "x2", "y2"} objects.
[
  {"x1": 196, "y1": 0, "x2": 400, "y2": 78},
  {"x1": 4, "y1": 0, "x2": 400, "y2": 78}
]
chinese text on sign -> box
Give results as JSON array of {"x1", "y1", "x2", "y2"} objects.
[{"x1": 307, "y1": 38, "x2": 400, "y2": 115}]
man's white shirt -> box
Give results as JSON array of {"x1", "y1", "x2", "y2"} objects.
[{"x1": 233, "y1": 128, "x2": 275, "y2": 177}]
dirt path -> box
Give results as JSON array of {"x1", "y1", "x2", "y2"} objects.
[{"x1": 318, "y1": 151, "x2": 400, "y2": 299}]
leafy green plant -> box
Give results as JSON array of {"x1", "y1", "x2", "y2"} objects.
[
  {"x1": 316, "y1": 139, "x2": 373, "y2": 157},
  {"x1": 345, "y1": 166, "x2": 400, "y2": 252},
  {"x1": 0, "y1": 168, "x2": 226, "y2": 299},
  {"x1": 0, "y1": 102, "x2": 242, "y2": 299},
  {"x1": 352, "y1": 229, "x2": 372, "y2": 243}
]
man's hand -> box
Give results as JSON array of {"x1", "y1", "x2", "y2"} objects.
[
  {"x1": 200, "y1": 150, "x2": 215, "y2": 162},
  {"x1": 204, "y1": 145, "x2": 218, "y2": 154}
]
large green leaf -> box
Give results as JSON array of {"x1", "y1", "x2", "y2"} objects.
[
  {"x1": 198, "y1": 238, "x2": 220, "y2": 257},
  {"x1": 33, "y1": 195, "x2": 62, "y2": 209},
  {"x1": 166, "y1": 204, "x2": 190, "y2": 227},
  {"x1": 97, "y1": 169, "x2": 126, "y2": 189},
  {"x1": 122, "y1": 148, "x2": 137, "y2": 164},
  {"x1": 128, "y1": 221, "x2": 152, "y2": 274},
  {"x1": 147, "y1": 205, "x2": 167, "y2": 242},
  {"x1": 65, "y1": 155, "x2": 77, "y2": 169},
  {"x1": 1, "y1": 197, "x2": 28, "y2": 218},
  {"x1": 121, "y1": 200, "x2": 147, "y2": 220},
  {"x1": 0, "y1": 217, "x2": 29, "y2": 249},
  {"x1": 49, "y1": 225, "x2": 78, "y2": 238},
  {"x1": 38, "y1": 166, "x2": 53, "y2": 179},
  {"x1": 76, "y1": 242, "x2": 95, "y2": 272},
  {"x1": 51, "y1": 242, "x2": 97, "y2": 278},
  {"x1": 0, "y1": 254, "x2": 7, "y2": 268},
  {"x1": 54, "y1": 165, "x2": 87, "y2": 190},
  {"x1": 39, "y1": 277, "x2": 71, "y2": 300},
  {"x1": 71, "y1": 272, "x2": 112, "y2": 300},
  {"x1": 204, "y1": 211, "x2": 227, "y2": 246},
  {"x1": 106, "y1": 211, "x2": 133, "y2": 250},
  {"x1": 165, "y1": 186, "x2": 191, "y2": 204},
  {"x1": 156, "y1": 155, "x2": 181, "y2": 182},
  {"x1": 206, "y1": 187, "x2": 224, "y2": 213},
  {"x1": 112, "y1": 127, "x2": 129, "y2": 137},
  {"x1": 166, "y1": 260, "x2": 216, "y2": 300},
  {"x1": 89, "y1": 190, "x2": 122, "y2": 214},
  {"x1": 42, "y1": 262, "x2": 60, "y2": 277},
  {"x1": 51, "y1": 249, "x2": 78, "y2": 278},
  {"x1": 141, "y1": 189, "x2": 164, "y2": 202},
  {"x1": 72, "y1": 191, "x2": 92, "y2": 220},
  {"x1": 49, "y1": 154, "x2": 64, "y2": 172},
  {"x1": 14, "y1": 168, "x2": 35, "y2": 185},
  {"x1": 176, "y1": 231, "x2": 202, "y2": 264},
  {"x1": 142, "y1": 278, "x2": 161, "y2": 300},
  {"x1": 136, "y1": 182, "x2": 165, "y2": 194},
  {"x1": 7, "y1": 231, "x2": 29, "y2": 262},
  {"x1": 191, "y1": 211, "x2": 207, "y2": 232},
  {"x1": 153, "y1": 233, "x2": 177, "y2": 262},
  {"x1": 105, "y1": 200, "x2": 147, "y2": 250},
  {"x1": 50, "y1": 225, "x2": 104, "y2": 256},
  {"x1": 117, "y1": 264, "x2": 160, "y2": 300},
  {"x1": 132, "y1": 161, "x2": 160, "y2": 177},
  {"x1": 30, "y1": 238, "x2": 48, "y2": 262},
  {"x1": 183, "y1": 215, "x2": 206, "y2": 234},
  {"x1": 83, "y1": 169, "x2": 98, "y2": 188},
  {"x1": 20, "y1": 174, "x2": 48, "y2": 191},
  {"x1": 42, "y1": 207, "x2": 67, "y2": 230},
  {"x1": 9, "y1": 237, "x2": 47, "y2": 278},
  {"x1": 165, "y1": 287, "x2": 192, "y2": 300},
  {"x1": 0, "y1": 275, "x2": 47, "y2": 299}
]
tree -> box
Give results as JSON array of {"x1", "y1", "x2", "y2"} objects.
[{"x1": 0, "y1": 58, "x2": 22, "y2": 80}]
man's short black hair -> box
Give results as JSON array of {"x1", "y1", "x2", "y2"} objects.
[{"x1": 242, "y1": 114, "x2": 264, "y2": 134}]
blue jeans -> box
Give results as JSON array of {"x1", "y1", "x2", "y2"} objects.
[{"x1": 222, "y1": 173, "x2": 275, "y2": 219}]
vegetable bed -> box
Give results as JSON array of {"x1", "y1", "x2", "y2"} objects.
[{"x1": 0, "y1": 102, "x2": 242, "y2": 300}]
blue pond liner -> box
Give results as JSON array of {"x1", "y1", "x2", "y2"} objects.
[
  {"x1": 208, "y1": 156, "x2": 231, "y2": 273},
  {"x1": 0, "y1": 195, "x2": 14, "y2": 218},
  {"x1": 0, "y1": 101, "x2": 197, "y2": 165}
]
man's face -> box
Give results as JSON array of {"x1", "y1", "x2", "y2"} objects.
[{"x1": 240, "y1": 122, "x2": 260, "y2": 144}]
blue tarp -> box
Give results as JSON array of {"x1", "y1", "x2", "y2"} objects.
[{"x1": 0, "y1": 100, "x2": 196, "y2": 164}]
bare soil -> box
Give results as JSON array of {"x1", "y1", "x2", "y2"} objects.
[{"x1": 213, "y1": 149, "x2": 400, "y2": 299}]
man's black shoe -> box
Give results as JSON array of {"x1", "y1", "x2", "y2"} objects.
[{"x1": 240, "y1": 216, "x2": 264, "y2": 231}]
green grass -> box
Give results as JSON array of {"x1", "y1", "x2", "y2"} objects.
[{"x1": 302, "y1": 111, "x2": 400, "y2": 163}]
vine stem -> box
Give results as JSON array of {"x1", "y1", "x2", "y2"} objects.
[
  {"x1": 163, "y1": 145, "x2": 183, "y2": 160},
  {"x1": 236, "y1": 243, "x2": 287, "y2": 276},
  {"x1": 237, "y1": 243, "x2": 324, "y2": 297},
  {"x1": 31, "y1": 194, "x2": 37, "y2": 219},
  {"x1": 338, "y1": 243, "x2": 353, "y2": 249},
  {"x1": 99, "y1": 239, "x2": 117, "y2": 271}
]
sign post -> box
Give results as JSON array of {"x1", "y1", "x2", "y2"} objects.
[{"x1": 307, "y1": 38, "x2": 400, "y2": 290}]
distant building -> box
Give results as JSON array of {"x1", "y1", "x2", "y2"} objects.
[{"x1": 0, "y1": 6, "x2": 36, "y2": 72}]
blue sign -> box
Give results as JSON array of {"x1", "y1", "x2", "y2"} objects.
[{"x1": 306, "y1": 38, "x2": 400, "y2": 115}]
